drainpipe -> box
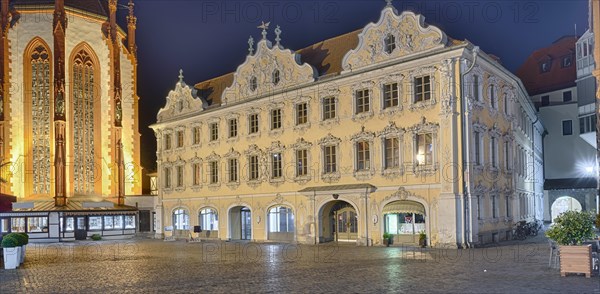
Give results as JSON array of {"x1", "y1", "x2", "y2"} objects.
[
  {"x1": 531, "y1": 116, "x2": 540, "y2": 221},
  {"x1": 313, "y1": 190, "x2": 317, "y2": 245},
  {"x1": 365, "y1": 187, "x2": 369, "y2": 246},
  {"x1": 460, "y1": 46, "x2": 480, "y2": 248}
]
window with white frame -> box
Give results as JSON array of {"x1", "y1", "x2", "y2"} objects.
[
  {"x1": 192, "y1": 163, "x2": 201, "y2": 186},
  {"x1": 490, "y1": 136, "x2": 498, "y2": 168},
  {"x1": 164, "y1": 133, "x2": 172, "y2": 150},
  {"x1": 296, "y1": 149, "x2": 308, "y2": 177},
  {"x1": 296, "y1": 102, "x2": 308, "y2": 125},
  {"x1": 229, "y1": 118, "x2": 238, "y2": 138},
  {"x1": 163, "y1": 167, "x2": 171, "y2": 188},
  {"x1": 415, "y1": 133, "x2": 433, "y2": 166},
  {"x1": 173, "y1": 208, "x2": 189, "y2": 230},
  {"x1": 199, "y1": 208, "x2": 218, "y2": 231},
  {"x1": 249, "y1": 113, "x2": 259, "y2": 134},
  {"x1": 323, "y1": 145, "x2": 337, "y2": 174},
  {"x1": 489, "y1": 84, "x2": 497, "y2": 109},
  {"x1": 355, "y1": 89, "x2": 370, "y2": 114},
  {"x1": 504, "y1": 141, "x2": 512, "y2": 171},
  {"x1": 209, "y1": 161, "x2": 218, "y2": 184},
  {"x1": 176, "y1": 165, "x2": 184, "y2": 187},
  {"x1": 384, "y1": 137, "x2": 400, "y2": 169},
  {"x1": 271, "y1": 153, "x2": 283, "y2": 179},
  {"x1": 414, "y1": 76, "x2": 431, "y2": 103},
  {"x1": 192, "y1": 126, "x2": 201, "y2": 145},
  {"x1": 322, "y1": 96, "x2": 336, "y2": 120},
  {"x1": 271, "y1": 109, "x2": 282, "y2": 130},
  {"x1": 249, "y1": 155, "x2": 260, "y2": 180},
  {"x1": 268, "y1": 206, "x2": 295, "y2": 233},
  {"x1": 177, "y1": 130, "x2": 184, "y2": 148},
  {"x1": 209, "y1": 123, "x2": 218, "y2": 141},
  {"x1": 356, "y1": 141, "x2": 370, "y2": 171},
  {"x1": 503, "y1": 93, "x2": 510, "y2": 115},
  {"x1": 228, "y1": 158, "x2": 238, "y2": 183},
  {"x1": 383, "y1": 83, "x2": 399, "y2": 109}
]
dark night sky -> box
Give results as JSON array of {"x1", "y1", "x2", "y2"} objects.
[{"x1": 124, "y1": 0, "x2": 588, "y2": 171}]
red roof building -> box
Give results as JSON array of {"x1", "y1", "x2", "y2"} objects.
[{"x1": 516, "y1": 36, "x2": 577, "y2": 96}]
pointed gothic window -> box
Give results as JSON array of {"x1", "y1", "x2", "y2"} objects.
[
  {"x1": 72, "y1": 49, "x2": 97, "y2": 194},
  {"x1": 29, "y1": 45, "x2": 51, "y2": 195},
  {"x1": 384, "y1": 34, "x2": 396, "y2": 54}
]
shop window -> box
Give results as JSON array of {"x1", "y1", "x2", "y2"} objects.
[
  {"x1": 28, "y1": 217, "x2": 48, "y2": 232},
  {"x1": 89, "y1": 216, "x2": 102, "y2": 230}
]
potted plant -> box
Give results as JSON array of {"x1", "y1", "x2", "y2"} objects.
[
  {"x1": 1, "y1": 235, "x2": 20, "y2": 269},
  {"x1": 546, "y1": 210, "x2": 596, "y2": 278},
  {"x1": 418, "y1": 231, "x2": 427, "y2": 248},
  {"x1": 383, "y1": 232, "x2": 391, "y2": 247}
]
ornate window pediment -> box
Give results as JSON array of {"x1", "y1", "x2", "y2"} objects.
[
  {"x1": 290, "y1": 137, "x2": 313, "y2": 150},
  {"x1": 408, "y1": 117, "x2": 439, "y2": 176},
  {"x1": 222, "y1": 36, "x2": 316, "y2": 104},
  {"x1": 318, "y1": 133, "x2": 341, "y2": 146},
  {"x1": 408, "y1": 66, "x2": 438, "y2": 111},
  {"x1": 157, "y1": 70, "x2": 205, "y2": 122},
  {"x1": 342, "y1": 8, "x2": 447, "y2": 72},
  {"x1": 465, "y1": 66, "x2": 485, "y2": 112},
  {"x1": 351, "y1": 127, "x2": 376, "y2": 180}
]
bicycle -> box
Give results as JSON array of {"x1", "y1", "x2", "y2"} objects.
[{"x1": 513, "y1": 221, "x2": 527, "y2": 240}]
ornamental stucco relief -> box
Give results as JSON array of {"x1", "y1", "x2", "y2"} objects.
[{"x1": 342, "y1": 8, "x2": 447, "y2": 72}]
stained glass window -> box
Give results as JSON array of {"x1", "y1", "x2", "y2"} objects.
[
  {"x1": 72, "y1": 50, "x2": 96, "y2": 194},
  {"x1": 30, "y1": 45, "x2": 51, "y2": 194}
]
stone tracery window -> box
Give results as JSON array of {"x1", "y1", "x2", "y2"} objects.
[
  {"x1": 72, "y1": 49, "x2": 96, "y2": 194},
  {"x1": 30, "y1": 45, "x2": 51, "y2": 195}
]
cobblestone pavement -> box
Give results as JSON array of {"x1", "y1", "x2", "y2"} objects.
[{"x1": 1, "y1": 234, "x2": 599, "y2": 293}]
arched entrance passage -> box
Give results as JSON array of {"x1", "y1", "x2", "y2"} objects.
[
  {"x1": 267, "y1": 206, "x2": 295, "y2": 242},
  {"x1": 382, "y1": 200, "x2": 426, "y2": 245},
  {"x1": 229, "y1": 206, "x2": 251, "y2": 240},
  {"x1": 319, "y1": 200, "x2": 358, "y2": 243},
  {"x1": 551, "y1": 196, "x2": 582, "y2": 222}
]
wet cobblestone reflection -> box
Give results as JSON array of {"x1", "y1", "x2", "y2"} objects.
[{"x1": 1, "y1": 235, "x2": 598, "y2": 293}]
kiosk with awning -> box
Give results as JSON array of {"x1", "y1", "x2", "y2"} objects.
[{"x1": 383, "y1": 200, "x2": 426, "y2": 244}]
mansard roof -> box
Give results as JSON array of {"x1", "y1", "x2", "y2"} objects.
[
  {"x1": 12, "y1": 0, "x2": 108, "y2": 17},
  {"x1": 193, "y1": 5, "x2": 465, "y2": 108}
]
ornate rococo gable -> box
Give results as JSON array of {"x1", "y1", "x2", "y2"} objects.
[
  {"x1": 221, "y1": 31, "x2": 317, "y2": 104},
  {"x1": 342, "y1": 7, "x2": 447, "y2": 72},
  {"x1": 157, "y1": 71, "x2": 205, "y2": 122}
]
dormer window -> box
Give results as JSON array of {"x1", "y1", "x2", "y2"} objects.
[
  {"x1": 272, "y1": 70, "x2": 280, "y2": 86},
  {"x1": 250, "y1": 76, "x2": 258, "y2": 92},
  {"x1": 561, "y1": 55, "x2": 572, "y2": 68},
  {"x1": 540, "y1": 60, "x2": 552, "y2": 73},
  {"x1": 384, "y1": 34, "x2": 396, "y2": 54}
]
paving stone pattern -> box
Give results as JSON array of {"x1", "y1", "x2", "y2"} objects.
[{"x1": 1, "y1": 235, "x2": 599, "y2": 293}]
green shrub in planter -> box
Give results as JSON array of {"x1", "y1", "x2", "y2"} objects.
[
  {"x1": 12, "y1": 233, "x2": 28, "y2": 246},
  {"x1": 91, "y1": 234, "x2": 102, "y2": 241},
  {"x1": 18, "y1": 233, "x2": 28, "y2": 245},
  {"x1": 546, "y1": 210, "x2": 595, "y2": 245},
  {"x1": 595, "y1": 213, "x2": 600, "y2": 229},
  {"x1": 1, "y1": 235, "x2": 18, "y2": 248}
]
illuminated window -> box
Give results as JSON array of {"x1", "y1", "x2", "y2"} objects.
[
  {"x1": 296, "y1": 149, "x2": 308, "y2": 177},
  {"x1": 173, "y1": 209, "x2": 189, "y2": 230},
  {"x1": 199, "y1": 208, "x2": 218, "y2": 231},
  {"x1": 72, "y1": 49, "x2": 97, "y2": 194},
  {"x1": 271, "y1": 153, "x2": 283, "y2": 179},
  {"x1": 415, "y1": 133, "x2": 433, "y2": 166},
  {"x1": 384, "y1": 138, "x2": 400, "y2": 169}
]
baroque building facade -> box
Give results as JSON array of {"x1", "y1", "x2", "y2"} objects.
[
  {"x1": 152, "y1": 3, "x2": 543, "y2": 247},
  {"x1": 0, "y1": 0, "x2": 142, "y2": 242}
]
